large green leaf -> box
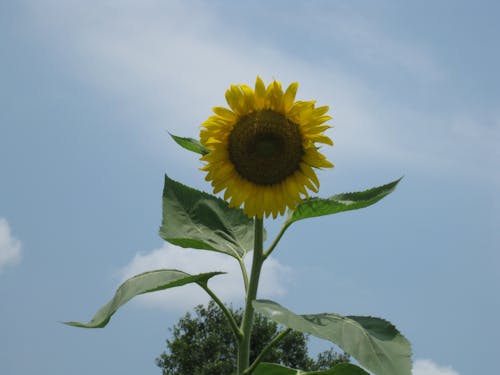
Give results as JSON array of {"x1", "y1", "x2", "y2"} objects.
[
  {"x1": 254, "y1": 362, "x2": 369, "y2": 375},
  {"x1": 254, "y1": 300, "x2": 411, "y2": 375},
  {"x1": 170, "y1": 133, "x2": 209, "y2": 155},
  {"x1": 65, "y1": 270, "x2": 223, "y2": 328},
  {"x1": 287, "y1": 178, "x2": 402, "y2": 226},
  {"x1": 160, "y1": 175, "x2": 256, "y2": 259}
]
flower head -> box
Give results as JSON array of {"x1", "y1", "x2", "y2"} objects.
[{"x1": 200, "y1": 77, "x2": 333, "y2": 219}]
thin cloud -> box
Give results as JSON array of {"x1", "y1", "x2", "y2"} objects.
[
  {"x1": 413, "y1": 359, "x2": 460, "y2": 375},
  {"x1": 0, "y1": 217, "x2": 22, "y2": 272},
  {"x1": 25, "y1": 0, "x2": 499, "y2": 185},
  {"x1": 118, "y1": 243, "x2": 292, "y2": 311},
  {"x1": 277, "y1": 4, "x2": 442, "y2": 80}
]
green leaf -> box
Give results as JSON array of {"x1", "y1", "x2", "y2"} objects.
[
  {"x1": 254, "y1": 362, "x2": 369, "y2": 375},
  {"x1": 65, "y1": 270, "x2": 223, "y2": 328},
  {"x1": 170, "y1": 133, "x2": 209, "y2": 155},
  {"x1": 159, "y1": 175, "x2": 256, "y2": 259},
  {"x1": 287, "y1": 178, "x2": 402, "y2": 226},
  {"x1": 254, "y1": 300, "x2": 412, "y2": 375}
]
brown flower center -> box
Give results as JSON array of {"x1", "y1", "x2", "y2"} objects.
[{"x1": 228, "y1": 109, "x2": 303, "y2": 185}]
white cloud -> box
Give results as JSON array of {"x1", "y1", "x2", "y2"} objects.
[
  {"x1": 0, "y1": 218, "x2": 22, "y2": 272},
  {"x1": 118, "y1": 243, "x2": 291, "y2": 311},
  {"x1": 413, "y1": 359, "x2": 460, "y2": 375},
  {"x1": 25, "y1": 0, "x2": 500, "y2": 186},
  {"x1": 23, "y1": 2, "x2": 417, "y2": 138}
]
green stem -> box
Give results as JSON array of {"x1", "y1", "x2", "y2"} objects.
[
  {"x1": 244, "y1": 328, "x2": 292, "y2": 375},
  {"x1": 238, "y1": 257, "x2": 249, "y2": 293},
  {"x1": 237, "y1": 217, "x2": 265, "y2": 375},
  {"x1": 201, "y1": 283, "x2": 242, "y2": 340}
]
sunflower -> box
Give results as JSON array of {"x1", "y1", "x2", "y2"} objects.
[{"x1": 200, "y1": 77, "x2": 334, "y2": 219}]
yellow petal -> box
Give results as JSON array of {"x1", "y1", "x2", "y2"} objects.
[
  {"x1": 313, "y1": 105, "x2": 329, "y2": 117},
  {"x1": 283, "y1": 82, "x2": 298, "y2": 113},
  {"x1": 303, "y1": 151, "x2": 334, "y2": 168},
  {"x1": 225, "y1": 86, "x2": 239, "y2": 112},
  {"x1": 212, "y1": 106, "x2": 237, "y2": 122},
  {"x1": 266, "y1": 80, "x2": 284, "y2": 111},
  {"x1": 308, "y1": 134, "x2": 334, "y2": 145}
]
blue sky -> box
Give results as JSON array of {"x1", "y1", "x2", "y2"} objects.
[{"x1": 1, "y1": 1, "x2": 499, "y2": 374}]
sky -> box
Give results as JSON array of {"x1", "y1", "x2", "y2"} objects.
[{"x1": 1, "y1": 1, "x2": 499, "y2": 374}]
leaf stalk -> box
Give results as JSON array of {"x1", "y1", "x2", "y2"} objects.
[
  {"x1": 244, "y1": 328, "x2": 292, "y2": 374},
  {"x1": 200, "y1": 282, "x2": 243, "y2": 340}
]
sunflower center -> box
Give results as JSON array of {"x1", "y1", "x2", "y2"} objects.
[{"x1": 228, "y1": 109, "x2": 303, "y2": 186}]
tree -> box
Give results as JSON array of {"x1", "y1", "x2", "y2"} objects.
[{"x1": 156, "y1": 301, "x2": 349, "y2": 374}]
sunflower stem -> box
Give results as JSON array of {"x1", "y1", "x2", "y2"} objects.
[{"x1": 237, "y1": 217, "x2": 265, "y2": 375}]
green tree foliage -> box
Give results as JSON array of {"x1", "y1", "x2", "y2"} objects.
[{"x1": 156, "y1": 301, "x2": 349, "y2": 375}]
